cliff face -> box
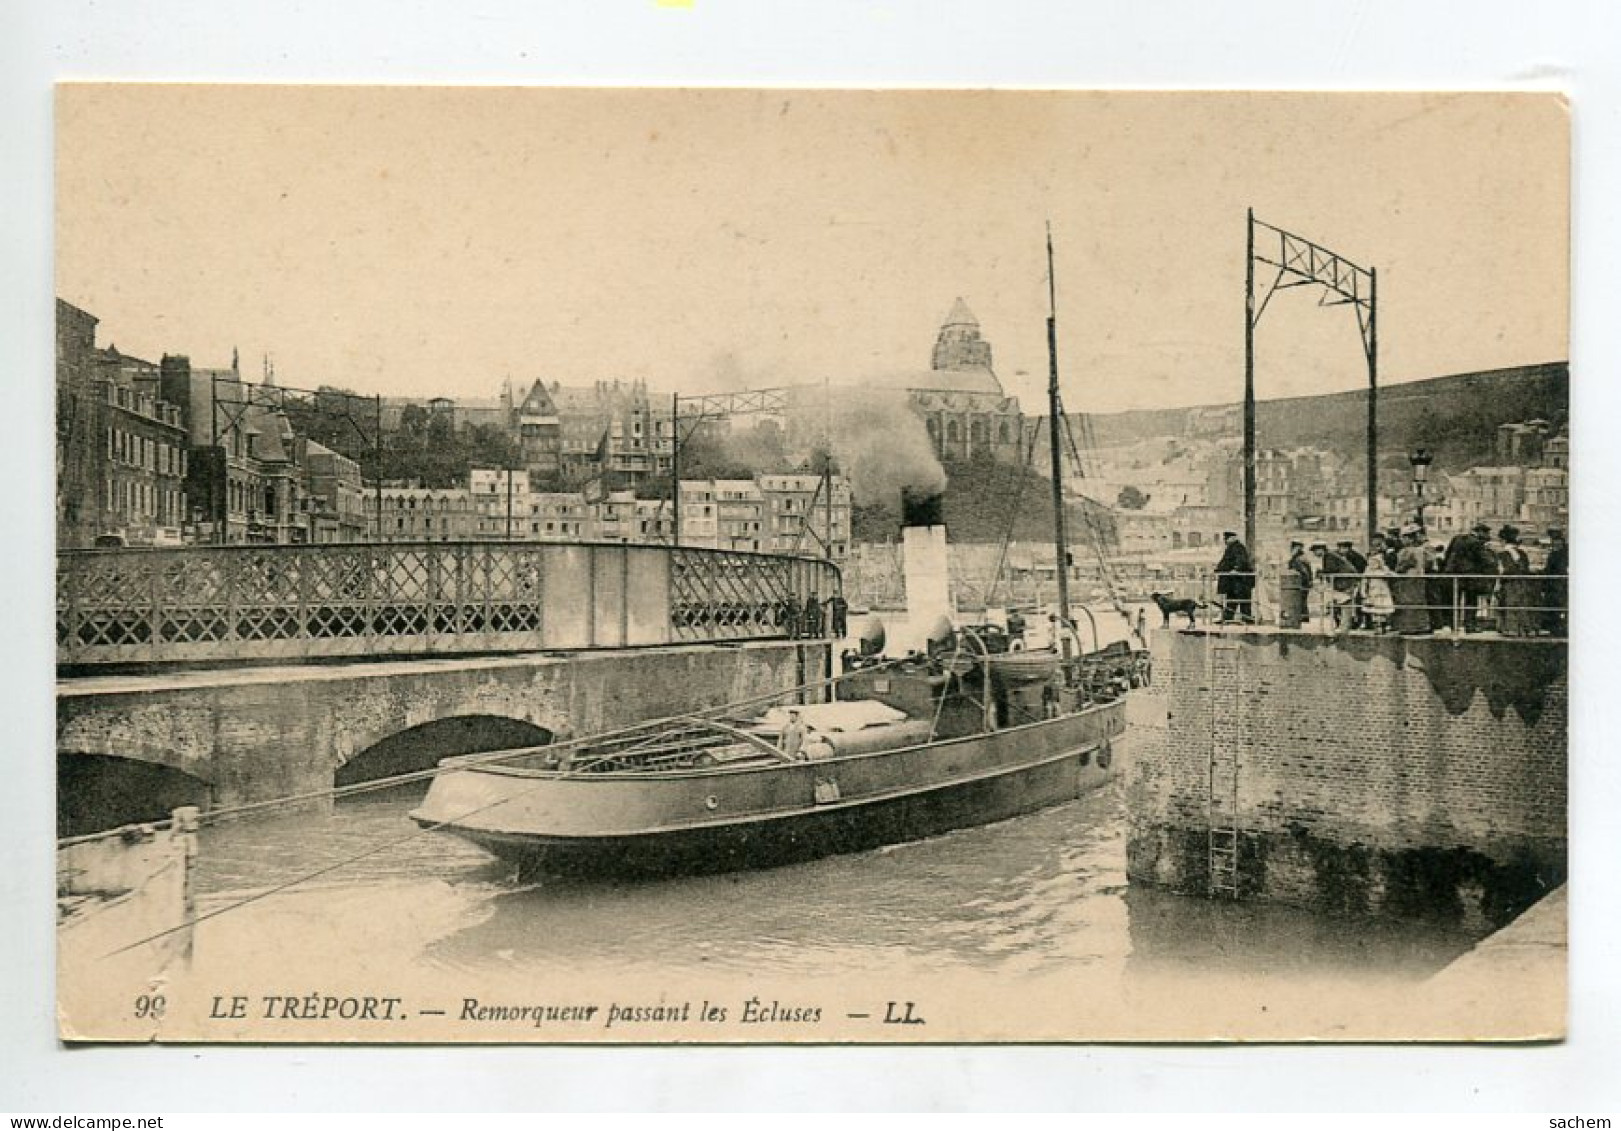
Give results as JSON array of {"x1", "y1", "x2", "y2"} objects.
[{"x1": 1072, "y1": 362, "x2": 1570, "y2": 472}]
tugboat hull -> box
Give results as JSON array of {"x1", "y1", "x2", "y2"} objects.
[{"x1": 411, "y1": 701, "x2": 1124, "y2": 877}]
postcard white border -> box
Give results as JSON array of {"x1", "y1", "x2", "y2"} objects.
[{"x1": 5, "y1": 0, "x2": 1619, "y2": 1113}]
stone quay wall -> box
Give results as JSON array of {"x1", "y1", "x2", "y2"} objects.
[{"x1": 1126, "y1": 629, "x2": 1567, "y2": 931}]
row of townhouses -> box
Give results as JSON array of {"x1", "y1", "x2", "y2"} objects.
[
  {"x1": 58, "y1": 296, "x2": 853, "y2": 557},
  {"x1": 56, "y1": 294, "x2": 1024, "y2": 552},
  {"x1": 374, "y1": 470, "x2": 851, "y2": 557},
  {"x1": 1082, "y1": 415, "x2": 1568, "y2": 564}
]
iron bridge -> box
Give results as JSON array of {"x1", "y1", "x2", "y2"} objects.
[{"x1": 57, "y1": 541, "x2": 841, "y2": 669}]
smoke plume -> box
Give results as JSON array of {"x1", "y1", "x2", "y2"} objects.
[
  {"x1": 680, "y1": 365, "x2": 948, "y2": 509},
  {"x1": 811, "y1": 386, "x2": 947, "y2": 508}
]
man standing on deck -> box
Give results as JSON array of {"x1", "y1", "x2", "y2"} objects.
[
  {"x1": 1214, "y1": 531, "x2": 1255, "y2": 625},
  {"x1": 1006, "y1": 606, "x2": 1027, "y2": 647},
  {"x1": 779, "y1": 709, "x2": 807, "y2": 760}
]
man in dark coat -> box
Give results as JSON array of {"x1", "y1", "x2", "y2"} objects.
[
  {"x1": 1213, "y1": 531, "x2": 1255, "y2": 624},
  {"x1": 1286, "y1": 540, "x2": 1314, "y2": 625},
  {"x1": 1543, "y1": 527, "x2": 1568, "y2": 636},
  {"x1": 1383, "y1": 529, "x2": 1404, "y2": 570},
  {"x1": 1312, "y1": 542, "x2": 1356, "y2": 629},
  {"x1": 802, "y1": 593, "x2": 824, "y2": 637},
  {"x1": 1338, "y1": 539, "x2": 1368, "y2": 574},
  {"x1": 828, "y1": 592, "x2": 849, "y2": 638},
  {"x1": 1339, "y1": 539, "x2": 1369, "y2": 629},
  {"x1": 1442, "y1": 522, "x2": 1500, "y2": 632}
]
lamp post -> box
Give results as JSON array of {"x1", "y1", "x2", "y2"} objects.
[{"x1": 1409, "y1": 448, "x2": 1433, "y2": 533}]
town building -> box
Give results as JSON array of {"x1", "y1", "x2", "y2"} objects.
[
  {"x1": 514, "y1": 381, "x2": 562, "y2": 478},
  {"x1": 1520, "y1": 467, "x2": 1569, "y2": 534},
  {"x1": 1544, "y1": 432, "x2": 1569, "y2": 470},
  {"x1": 303, "y1": 441, "x2": 369, "y2": 543},
  {"x1": 160, "y1": 354, "x2": 311, "y2": 544},
  {"x1": 1445, "y1": 466, "x2": 1529, "y2": 533},
  {"x1": 370, "y1": 486, "x2": 480, "y2": 542},
  {"x1": 54, "y1": 300, "x2": 192, "y2": 548},
  {"x1": 593, "y1": 490, "x2": 640, "y2": 543},
  {"x1": 526, "y1": 491, "x2": 594, "y2": 540},
  {"x1": 1112, "y1": 504, "x2": 1175, "y2": 557},
  {"x1": 56, "y1": 300, "x2": 104, "y2": 547},
  {"x1": 94, "y1": 348, "x2": 191, "y2": 546},
  {"x1": 468, "y1": 467, "x2": 531, "y2": 540},
  {"x1": 712, "y1": 478, "x2": 765, "y2": 553},
  {"x1": 634, "y1": 496, "x2": 674, "y2": 543},
  {"x1": 757, "y1": 472, "x2": 852, "y2": 558},
  {"x1": 1496, "y1": 419, "x2": 1553, "y2": 466}
]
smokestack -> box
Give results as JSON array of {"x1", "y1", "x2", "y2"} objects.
[
  {"x1": 901, "y1": 487, "x2": 944, "y2": 529},
  {"x1": 901, "y1": 488, "x2": 955, "y2": 635}
]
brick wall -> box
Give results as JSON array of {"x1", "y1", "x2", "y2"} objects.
[{"x1": 1127, "y1": 629, "x2": 1567, "y2": 931}]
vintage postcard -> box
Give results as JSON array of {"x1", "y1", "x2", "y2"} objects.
[{"x1": 54, "y1": 86, "x2": 1569, "y2": 1043}]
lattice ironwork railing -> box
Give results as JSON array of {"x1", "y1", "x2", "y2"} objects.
[
  {"x1": 58, "y1": 542, "x2": 840, "y2": 668},
  {"x1": 668, "y1": 548, "x2": 839, "y2": 643}
]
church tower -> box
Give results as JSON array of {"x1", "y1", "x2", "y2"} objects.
[{"x1": 931, "y1": 297, "x2": 994, "y2": 372}]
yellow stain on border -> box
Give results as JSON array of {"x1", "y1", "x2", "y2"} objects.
[{"x1": 655, "y1": 0, "x2": 695, "y2": 8}]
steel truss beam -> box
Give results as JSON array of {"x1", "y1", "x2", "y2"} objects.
[
  {"x1": 1244, "y1": 210, "x2": 1379, "y2": 553},
  {"x1": 1250, "y1": 218, "x2": 1376, "y2": 363}
]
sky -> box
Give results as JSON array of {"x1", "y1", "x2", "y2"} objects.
[{"x1": 56, "y1": 87, "x2": 1568, "y2": 415}]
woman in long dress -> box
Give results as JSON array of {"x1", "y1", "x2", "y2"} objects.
[
  {"x1": 1361, "y1": 553, "x2": 1395, "y2": 632},
  {"x1": 1391, "y1": 526, "x2": 1432, "y2": 635},
  {"x1": 1494, "y1": 525, "x2": 1533, "y2": 636}
]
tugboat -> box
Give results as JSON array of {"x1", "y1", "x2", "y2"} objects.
[{"x1": 411, "y1": 230, "x2": 1130, "y2": 875}]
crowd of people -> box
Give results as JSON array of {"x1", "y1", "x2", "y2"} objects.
[
  {"x1": 1211, "y1": 524, "x2": 1568, "y2": 636},
  {"x1": 671, "y1": 590, "x2": 850, "y2": 639}
]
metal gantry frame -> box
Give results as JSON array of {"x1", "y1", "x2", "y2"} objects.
[
  {"x1": 209, "y1": 375, "x2": 383, "y2": 543},
  {"x1": 1245, "y1": 210, "x2": 1379, "y2": 551},
  {"x1": 670, "y1": 385, "x2": 835, "y2": 560}
]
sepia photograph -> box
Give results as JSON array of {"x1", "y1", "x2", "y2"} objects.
[{"x1": 52, "y1": 85, "x2": 1570, "y2": 1044}]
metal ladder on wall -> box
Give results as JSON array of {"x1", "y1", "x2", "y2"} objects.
[{"x1": 1207, "y1": 640, "x2": 1242, "y2": 899}]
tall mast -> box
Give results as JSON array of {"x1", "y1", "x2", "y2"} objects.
[{"x1": 1045, "y1": 223, "x2": 1073, "y2": 646}]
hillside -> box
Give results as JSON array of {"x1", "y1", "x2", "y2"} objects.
[
  {"x1": 1070, "y1": 361, "x2": 1568, "y2": 472},
  {"x1": 852, "y1": 457, "x2": 1116, "y2": 546}
]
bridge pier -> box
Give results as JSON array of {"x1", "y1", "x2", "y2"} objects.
[{"x1": 58, "y1": 640, "x2": 829, "y2": 832}]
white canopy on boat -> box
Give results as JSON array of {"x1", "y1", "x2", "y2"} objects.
[{"x1": 758, "y1": 700, "x2": 908, "y2": 734}]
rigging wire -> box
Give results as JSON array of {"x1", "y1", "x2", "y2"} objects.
[
  {"x1": 982, "y1": 434, "x2": 1043, "y2": 609},
  {"x1": 98, "y1": 649, "x2": 930, "y2": 955},
  {"x1": 1057, "y1": 403, "x2": 1130, "y2": 614}
]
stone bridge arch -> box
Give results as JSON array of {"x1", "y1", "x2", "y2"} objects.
[
  {"x1": 335, "y1": 714, "x2": 556, "y2": 787},
  {"x1": 57, "y1": 751, "x2": 213, "y2": 838},
  {"x1": 57, "y1": 701, "x2": 218, "y2": 785},
  {"x1": 320, "y1": 670, "x2": 577, "y2": 785}
]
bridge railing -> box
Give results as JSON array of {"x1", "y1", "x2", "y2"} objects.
[{"x1": 58, "y1": 541, "x2": 842, "y2": 668}]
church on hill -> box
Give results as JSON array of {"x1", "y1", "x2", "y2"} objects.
[{"x1": 868, "y1": 298, "x2": 1027, "y2": 465}]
